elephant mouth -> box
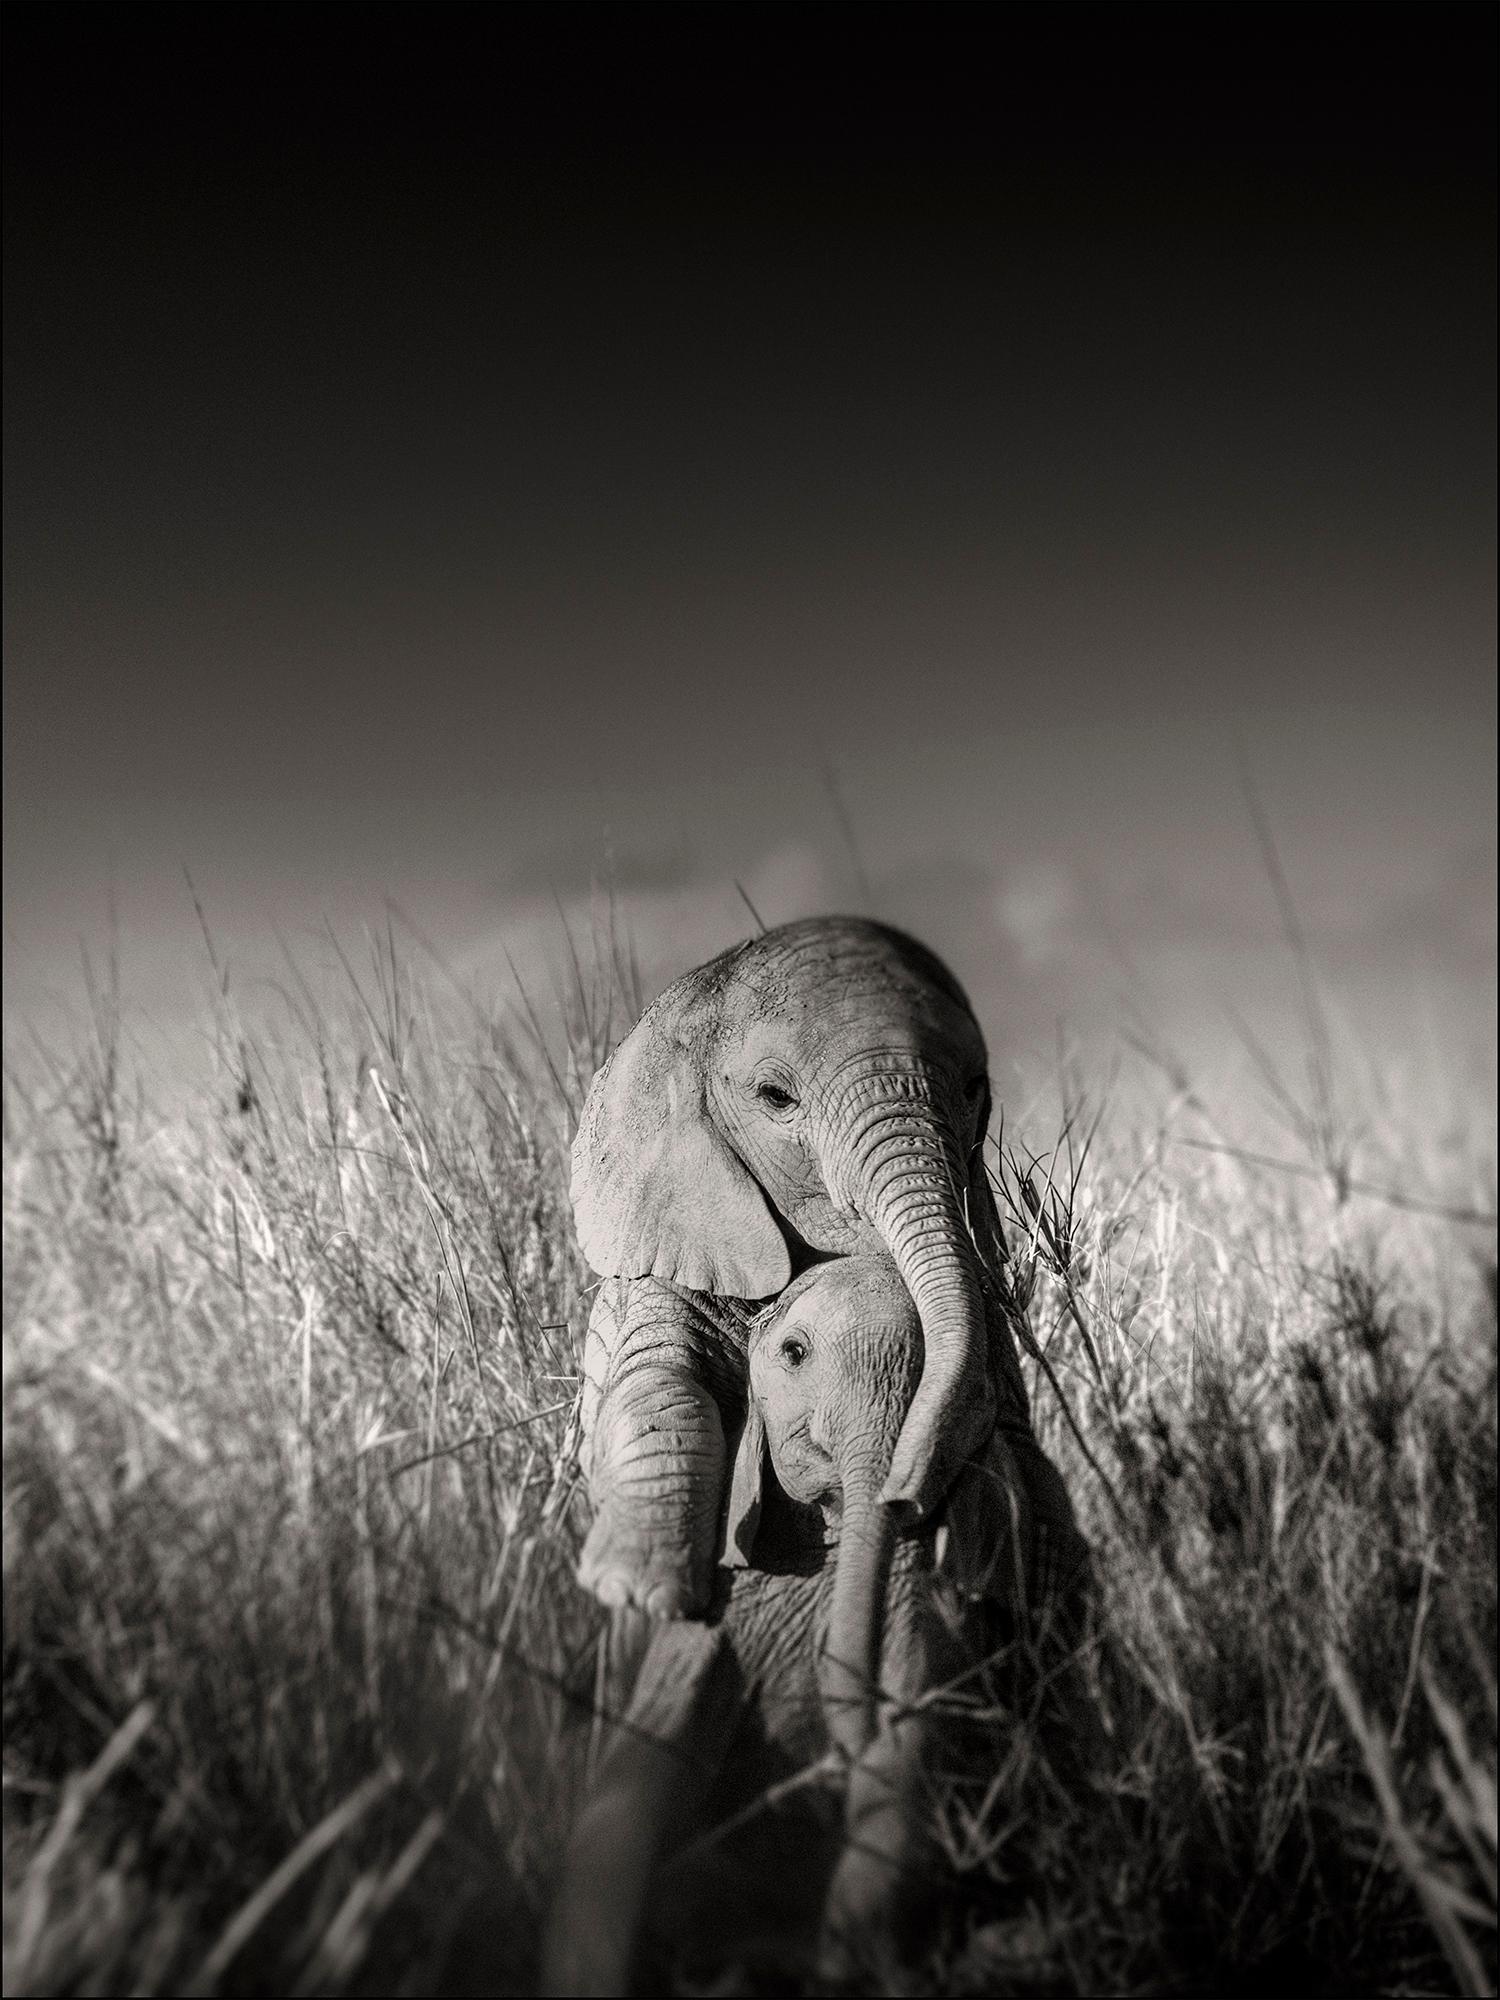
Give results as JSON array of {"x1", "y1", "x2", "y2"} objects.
[
  {"x1": 776, "y1": 1200, "x2": 886, "y2": 1269},
  {"x1": 774, "y1": 1223, "x2": 842, "y2": 1278}
]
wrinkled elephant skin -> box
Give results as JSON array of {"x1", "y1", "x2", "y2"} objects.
[{"x1": 570, "y1": 916, "x2": 1033, "y2": 1617}]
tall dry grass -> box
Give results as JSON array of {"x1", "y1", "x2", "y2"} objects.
[{"x1": 3, "y1": 917, "x2": 1495, "y2": 1995}]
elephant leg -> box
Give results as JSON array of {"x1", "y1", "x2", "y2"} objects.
[
  {"x1": 577, "y1": 1278, "x2": 746, "y2": 1618},
  {"x1": 542, "y1": 1621, "x2": 743, "y2": 1997}
]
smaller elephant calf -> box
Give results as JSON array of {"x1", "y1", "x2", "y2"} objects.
[{"x1": 542, "y1": 1253, "x2": 1089, "y2": 1996}]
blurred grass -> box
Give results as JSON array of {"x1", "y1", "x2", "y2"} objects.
[{"x1": 3, "y1": 916, "x2": 1495, "y2": 1996}]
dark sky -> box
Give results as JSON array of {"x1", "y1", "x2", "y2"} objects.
[{"x1": 4, "y1": 8, "x2": 1495, "y2": 1083}]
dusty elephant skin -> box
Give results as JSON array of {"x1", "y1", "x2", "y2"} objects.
[
  {"x1": 570, "y1": 915, "x2": 1035, "y2": 1618},
  {"x1": 542, "y1": 1255, "x2": 1091, "y2": 1998}
]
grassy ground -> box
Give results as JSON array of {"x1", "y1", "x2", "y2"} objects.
[{"x1": 3, "y1": 927, "x2": 1496, "y2": 1996}]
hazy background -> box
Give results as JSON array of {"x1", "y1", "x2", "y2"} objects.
[{"x1": 5, "y1": 9, "x2": 1495, "y2": 1112}]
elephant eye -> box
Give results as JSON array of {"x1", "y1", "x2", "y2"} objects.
[
  {"x1": 756, "y1": 1080, "x2": 799, "y2": 1113},
  {"x1": 779, "y1": 1334, "x2": 810, "y2": 1368},
  {"x1": 964, "y1": 1075, "x2": 986, "y2": 1101}
]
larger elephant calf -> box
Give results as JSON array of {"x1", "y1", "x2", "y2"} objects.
[{"x1": 570, "y1": 915, "x2": 1045, "y2": 1619}]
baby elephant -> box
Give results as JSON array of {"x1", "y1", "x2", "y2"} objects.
[{"x1": 543, "y1": 1254, "x2": 1088, "y2": 1996}]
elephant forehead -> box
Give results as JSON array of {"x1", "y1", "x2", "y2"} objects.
[
  {"x1": 766, "y1": 1253, "x2": 921, "y2": 1334},
  {"x1": 734, "y1": 919, "x2": 977, "y2": 1019},
  {"x1": 723, "y1": 992, "x2": 986, "y2": 1087}
]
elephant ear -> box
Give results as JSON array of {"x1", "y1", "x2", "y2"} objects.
[
  {"x1": 940, "y1": 1432, "x2": 1034, "y2": 1609},
  {"x1": 720, "y1": 1401, "x2": 766, "y2": 1568},
  {"x1": 570, "y1": 967, "x2": 791, "y2": 1298},
  {"x1": 942, "y1": 1430, "x2": 1091, "y2": 1625}
]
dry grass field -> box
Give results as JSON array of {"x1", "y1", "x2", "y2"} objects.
[{"x1": 3, "y1": 919, "x2": 1495, "y2": 1996}]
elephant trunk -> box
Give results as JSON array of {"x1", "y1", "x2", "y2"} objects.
[
  {"x1": 820, "y1": 1439, "x2": 897, "y2": 1762},
  {"x1": 847, "y1": 1102, "x2": 991, "y2": 1514}
]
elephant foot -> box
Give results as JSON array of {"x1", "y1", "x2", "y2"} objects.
[{"x1": 578, "y1": 1502, "x2": 708, "y2": 1619}]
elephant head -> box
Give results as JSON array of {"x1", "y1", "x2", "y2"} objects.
[
  {"x1": 725, "y1": 1254, "x2": 924, "y2": 1759},
  {"x1": 571, "y1": 916, "x2": 1002, "y2": 1513}
]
